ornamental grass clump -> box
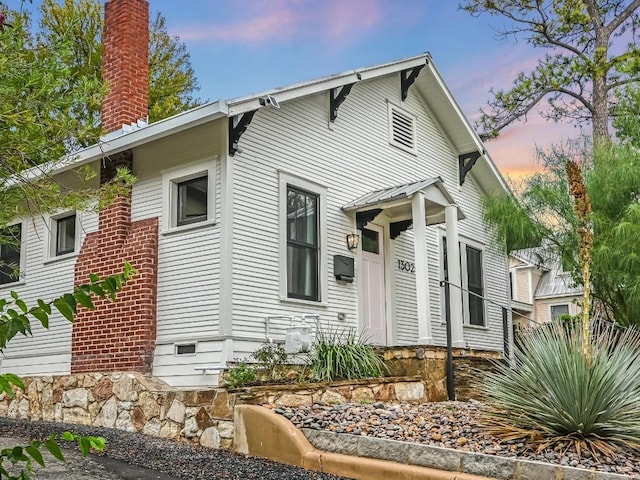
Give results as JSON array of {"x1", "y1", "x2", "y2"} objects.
[
  {"x1": 482, "y1": 321, "x2": 640, "y2": 456},
  {"x1": 309, "y1": 327, "x2": 388, "y2": 382}
]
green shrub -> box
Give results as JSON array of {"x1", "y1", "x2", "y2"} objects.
[
  {"x1": 482, "y1": 321, "x2": 640, "y2": 455},
  {"x1": 251, "y1": 343, "x2": 288, "y2": 381},
  {"x1": 308, "y1": 327, "x2": 388, "y2": 382},
  {"x1": 223, "y1": 363, "x2": 257, "y2": 388}
]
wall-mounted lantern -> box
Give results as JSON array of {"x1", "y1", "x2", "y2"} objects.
[{"x1": 346, "y1": 233, "x2": 360, "y2": 250}]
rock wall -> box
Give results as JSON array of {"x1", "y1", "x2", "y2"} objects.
[
  {"x1": 379, "y1": 346, "x2": 503, "y2": 402},
  {"x1": 0, "y1": 348, "x2": 501, "y2": 448}
]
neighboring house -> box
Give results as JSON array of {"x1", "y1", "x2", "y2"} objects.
[
  {"x1": 509, "y1": 247, "x2": 583, "y2": 328},
  {"x1": 0, "y1": 0, "x2": 512, "y2": 387}
]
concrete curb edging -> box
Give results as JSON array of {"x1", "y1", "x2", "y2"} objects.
[
  {"x1": 233, "y1": 405, "x2": 494, "y2": 480},
  {"x1": 302, "y1": 429, "x2": 632, "y2": 480}
]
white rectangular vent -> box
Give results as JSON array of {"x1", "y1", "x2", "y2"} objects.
[{"x1": 388, "y1": 104, "x2": 417, "y2": 154}]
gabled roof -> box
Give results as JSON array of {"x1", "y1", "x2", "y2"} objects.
[
  {"x1": 22, "y1": 53, "x2": 509, "y2": 195},
  {"x1": 343, "y1": 178, "x2": 451, "y2": 211}
]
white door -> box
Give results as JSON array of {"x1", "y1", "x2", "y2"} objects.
[{"x1": 361, "y1": 224, "x2": 387, "y2": 345}]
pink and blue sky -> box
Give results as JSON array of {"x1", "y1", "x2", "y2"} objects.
[
  {"x1": 149, "y1": 0, "x2": 584, "y2": 180},
  {"x1": 12, "y1": 0, "x2": 587, "y2": 179}
]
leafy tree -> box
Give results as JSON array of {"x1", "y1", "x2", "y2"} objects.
[
  {"x1": 38, "y1": 0, "x2": 203, "y2": 142},
  {"x1": 484, "y1": 138, "x2": 640, "y2": 326},
  {"x1": 0, "y1": 3, "x2": 134, "y2": 476},
  {"x1": 461, "y1": 0, "x2": 640, "y2": 143}
]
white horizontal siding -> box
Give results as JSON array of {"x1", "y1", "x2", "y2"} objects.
[
  {"x1": 0, "y1": 210, "x2": 99, "y2": 375},
  {"x1": 133, "y1": 128, "x2": 223, "y2": 344},
  {"x1": 152, "y1": 340, "x2": 225, "y2": 387},
  {"x1": 230, "y1": 73, "x2": 509, "y2": 353}
]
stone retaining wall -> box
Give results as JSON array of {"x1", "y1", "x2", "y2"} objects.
[
  {"x1": 0, "y1": 347, "x2": 501, "y2": 448},
  {"x1": 379, "y1": 346, "x2": 503, "y2": 401}
]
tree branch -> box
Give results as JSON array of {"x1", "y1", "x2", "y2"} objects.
[{"x1": 604, "y1": 0, "x2": 640, "y2": 35}]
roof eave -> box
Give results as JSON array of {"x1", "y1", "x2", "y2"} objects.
[{"x1": 16, "y1": 101, "x2": 228, "y2": 184}]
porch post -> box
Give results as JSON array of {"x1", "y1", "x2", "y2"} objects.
[
  {"x1": 412, "y1": 192, "x2": 432, "y2": 343},
  {"x1": 445, "y1": 204, "x2": 465, "y2": 347}
]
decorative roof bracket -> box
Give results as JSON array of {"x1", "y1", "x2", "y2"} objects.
[
  {"x1": 401, "y1": 65, "x2": 425, "y2": 101},
  {"x1": 228, "y1": 110, "x2": 257, "y2": 156},
  {"x1": 459, "y1": 150, "x2": 482, "y2": 185},
  {"x1": 329, "y1": 83, "x2": 356, "y2": 122},
  {"x1": 356, "y1": 209, "x2": 383, "y2": 230},
  {"x1": 390, "y1": 220, "x2": 413, "y2": 239}
]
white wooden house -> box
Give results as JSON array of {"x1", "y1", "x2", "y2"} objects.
[{"x1": 0, "y1": 0, "x2": 511, "y2": 387}]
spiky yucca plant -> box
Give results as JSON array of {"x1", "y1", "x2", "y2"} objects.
[{"x1": 482, "y1": 321, "x2": 640, "y2": 456}]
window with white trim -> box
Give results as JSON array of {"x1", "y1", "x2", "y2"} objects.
[
  {"x1": 52, "y1": 212, "x2": 77, "y2": 257},
  {"x1": 388, "y1": 103, "x2": 417, "y2": 154},
  {"x1": 286, "y1": 186, "x2": 319, "y2": 300},
  {"x1": 163, "y1": 160, "x2": 216, "y2": 232},
  {"x1": 442, "y1": 237, "x2": 486, "y2": 327},
  {"x1": 0, "y1": 223, "x2": 23, "y2": 285},
  {"x1": 279, "y1": 173, "x2": 326, "y2": 303},
  {"x1": 550, "y1": 304, "x2": 570, "y2": 321}
]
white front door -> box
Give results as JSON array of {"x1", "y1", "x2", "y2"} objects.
[{"x1": 361, "y1": 224, "x2": 387, "y2": 345}]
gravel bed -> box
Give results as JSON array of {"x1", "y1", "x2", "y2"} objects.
[
  {"x1": 273, "y1": 400, "x2": 640, "y2": 477},
  {"x1": 0, "y1": 418, "x2": 349, "y2": 480}
]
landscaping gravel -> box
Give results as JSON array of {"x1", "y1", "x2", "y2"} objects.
[
  {"x1": 0, "y1": 418, "x2": 350, "y2": 480},
  {"x1": 273, "y1": 400, "x2": 640, "y2": 478}
]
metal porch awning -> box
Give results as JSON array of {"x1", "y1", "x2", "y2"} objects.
[{"x1": 342, "y1": 177, "x2": 465, "y2": 227}]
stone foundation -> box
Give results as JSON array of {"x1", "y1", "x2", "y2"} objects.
[{"x1": 0, "y1": 347, "x2": 501, "y2": 448}]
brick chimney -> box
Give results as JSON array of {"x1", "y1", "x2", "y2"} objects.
[
  {"x1": 72, "y1": 0, "x2": 158, "y2": 374},
  {"x1": 101, "y1": 0, "x2": 149, "y2": 132}
]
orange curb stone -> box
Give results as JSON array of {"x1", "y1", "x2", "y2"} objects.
[{"x1": 234, "y1": 405, "x2": 494, "y2": 480}]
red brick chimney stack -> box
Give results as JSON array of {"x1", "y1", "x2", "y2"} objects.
[
  {"x1": 101, "y1": 0, "x2": 149, "y2": 133},
  {"x1": 72, "y1": 0, "x2": 158, "y2": 374}
]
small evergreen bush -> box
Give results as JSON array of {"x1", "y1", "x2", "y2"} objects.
[{"x1": 482, "y1": 321, "x2": 640, "y2": 455}]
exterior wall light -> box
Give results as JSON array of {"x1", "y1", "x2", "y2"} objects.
[{"x1": 346, "y1": 233, "x2": 360, "y2": 250}]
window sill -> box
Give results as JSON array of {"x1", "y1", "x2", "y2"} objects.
[
  {"x1": 162, "y1": 220, "x2": 217, "y2": 236},
  {"x1": 0, "y1": 280, "x2": 25, "y2": 290},
  {"x1": 44, "y1": 252, "x2": 78, "y2": 265},
  {"x1": 279, "y1": 296, "x2": 328, "y2": 308},
  {"x1": 463, "y1": 324, "x2": 489, "y2": 331}
]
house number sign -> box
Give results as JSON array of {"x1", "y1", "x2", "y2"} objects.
[{"x1": 397, "y1": 259, "x2": 415, "y2": 273}]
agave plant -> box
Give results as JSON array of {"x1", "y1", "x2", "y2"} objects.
[
  {"x1": 309, "y1": 327, "x2": 388, "y2": 382},
  {"x1": 481, "y1": 321, "x2": 640, "y2": 456}
]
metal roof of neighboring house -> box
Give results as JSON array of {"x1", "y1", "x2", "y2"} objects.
[
  {"x1": 511, "y1": 247, "x2": 549, "y2": 269},
  {"x1": 535, "y1": 262, "x2": 583, "y2": 298},
  {"x1": 511, "y1": 247, "x2": 583, "y2": 299},
  {"x1": 15, "y1": 53, "x2": 509, "y2": 196}
]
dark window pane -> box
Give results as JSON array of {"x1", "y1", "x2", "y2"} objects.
[
  {"x1": 56, "y1": 214, "x2": 76, "y2": 256},
  {"x1": 177, "y1": 175, "x2": 208, "y2": 226},
  {"x1": 0, "y1": 224, "x2": 22, "y2": 285},
  {"x1": 287, "y1": 188, "x2": 316, "y2": 245},
  {"x1": 362, "y1": 228, "x2": 379, "y2": 254},
  {"x1": 551, "y1": 304, "x2": 570, "y2": 321},
  {"x1": 287, "y1": 245, "x2": 318, "y2": 300},
  {"x1": 286, "y1": 186, "x2": 319, "y2": 301},
  {"x1": 466, "y1": 245, "x2": 485, "y2": 326}
]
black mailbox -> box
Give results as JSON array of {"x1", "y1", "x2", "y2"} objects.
[{"x1": 334, "y1": 255, "x2": 355, "y2": 283}]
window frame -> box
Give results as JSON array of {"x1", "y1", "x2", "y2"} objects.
[
  {"x1": 279, "y1": 172, "x2": 327, "y2": 305},
  {"x1": 0, "y1": 221, "x2": 25, "y2": 287},
  {"x1": 162, "y1": 159, "x2": 217, "y2": 233},
  {"x1": 43, "y1": 211, "x2": 81, "y2": 262},
  {"x1": 440, "y1": 234, "x2": 488, "y2": 328},
  {"x1": 387, "y1": 102, "x2": 418, "y2": 155},
  {"x1": 550, "y1": 303, "x2": 570, "y2": 321},
  {"x1": 462, "y1": 243, "x2": 486, "y2": 327}
]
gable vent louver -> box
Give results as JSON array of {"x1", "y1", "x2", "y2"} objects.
[{"x1": 389, "y1": 105, "x2": 417, "y2": 154}]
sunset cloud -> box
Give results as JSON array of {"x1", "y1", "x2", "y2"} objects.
[{"x1": 174, "y1": 0, "x2": 386, "y2": 45}]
